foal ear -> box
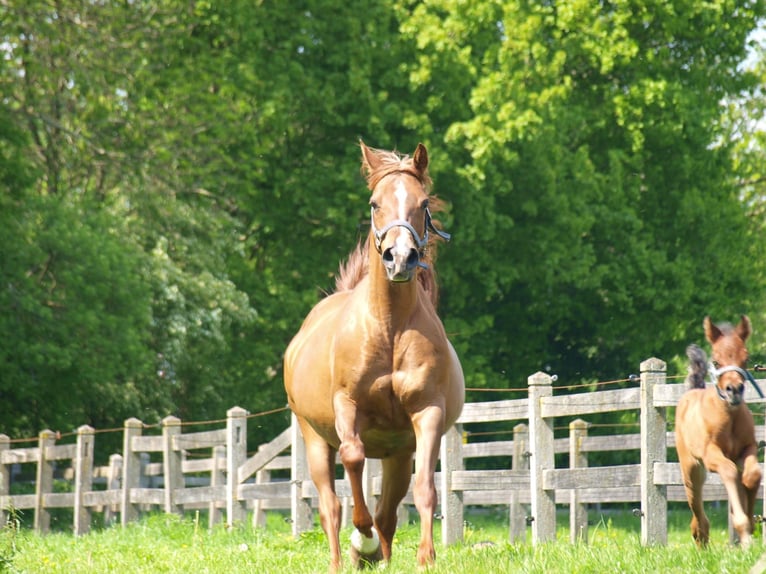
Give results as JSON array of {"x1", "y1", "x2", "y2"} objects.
[
  {"x1": 360, "y1": 140, "x2": 382, "y2": 174},
  {"x1": 703, "y1": 316, "x2": 722, "y2": 344},
  {"x1": 736, "y1": 314, "x2": 752, "y2": 341},
  {"x1": 413, "y1": 143, "x2": 429, "y2": 174}
]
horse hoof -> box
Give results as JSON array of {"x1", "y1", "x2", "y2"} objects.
[{"x1": 350, "y1": 527, "x2": 382, "y2": 569}]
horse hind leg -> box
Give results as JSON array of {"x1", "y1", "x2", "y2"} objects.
[
  {"x1": 299, "y1": 421, "x2": 343, "y2": 571},
  {"x1": 370, "y1": 454, "x2": 414, "y2": 562},
  {"x1": 410, "y1": 405, "x2": 445, "y2": 567},
  {"x1": 681, "y1": 459, "x2": 709, "y2": 546}
]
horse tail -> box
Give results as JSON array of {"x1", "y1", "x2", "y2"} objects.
[
  {"x1": 684, "y1": 344, "x2": 708, "y2": 390},
  {"x1": 335, "y1": 241, "x2": 369, "y2": 292}
]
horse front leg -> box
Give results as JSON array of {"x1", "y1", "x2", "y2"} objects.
[
  {"x1": 411, "y1": 404, "x2": 445, "y2": 567},
  {"x1": 332, "y1": 393, "x2": 379, "y2": 565}
]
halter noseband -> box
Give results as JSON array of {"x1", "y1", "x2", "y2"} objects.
[
  {"x1": 370, "y1": 206, "x2": 451, "y2": 269},
  {"x1": 708, "y1": 363, "x2": 765, "y2": 400}
]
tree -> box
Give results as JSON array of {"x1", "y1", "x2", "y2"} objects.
[{"x1": 397, "y1": 0, "x2": 766, "y2": 389}]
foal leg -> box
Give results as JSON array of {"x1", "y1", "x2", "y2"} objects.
[
  {"x1": 299, "y1": 421, "x2": 342, "y2": 572},
  {"x1": 680, "y1": 456, "x2": 709, "y2": 545},
  {"x1": 740, "y1": 447, "x2": 762, "y2": 546},
  {"x1": 410, "y1": 405, "x2": 445, "y2": 567}
]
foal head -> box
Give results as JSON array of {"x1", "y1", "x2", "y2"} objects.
[
  {"x1": 704, "y1": 315, "x2": 752, "y2": 407},
  {"x1": 360, "y1": 142, "x2": 449, "y2": 284}
]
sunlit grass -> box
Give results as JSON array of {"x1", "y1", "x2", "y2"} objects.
[{"x1": 4, "y1": 507, "x2": 764, "y2": 573}]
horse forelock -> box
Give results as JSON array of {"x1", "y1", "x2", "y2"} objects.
[{"x1": 363, "y1": 148, "x2": 432, "y2": 191}]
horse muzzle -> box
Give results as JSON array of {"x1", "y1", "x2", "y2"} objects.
[{"x1": 382, "y1": 244, "x2": 420, "y2": 282}]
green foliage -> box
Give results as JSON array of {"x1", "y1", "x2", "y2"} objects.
[{"x1": 1, "y1": 1, "x2": 766, "y2": 442}]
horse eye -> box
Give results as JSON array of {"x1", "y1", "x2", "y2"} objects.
[
  {"x1": 421, "y1": 199, "x2": 429, "y2": 210},
  {"x1": 370, "y1": 200, "x2": 379, "y2": 210}
]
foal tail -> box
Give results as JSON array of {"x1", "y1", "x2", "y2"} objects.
[{"x1": 684, "y1": 344, "x2": 708, "y2": 390}]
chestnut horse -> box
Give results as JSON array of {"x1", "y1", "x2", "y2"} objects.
[
  {"x1": 283, "y1": 142, "x2": 465, "y2": 570},
  {"x1": 675, "y1": 315, "x2": 763, "y2": 547}
]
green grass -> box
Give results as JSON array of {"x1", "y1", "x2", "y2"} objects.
[{"x1": 2, "y1": 507, "x2": 764, "y2": 573}]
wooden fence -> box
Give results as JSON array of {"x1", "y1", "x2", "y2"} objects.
[{"x1": 1, "y1": 357, "x2": 765, "y2": 547}]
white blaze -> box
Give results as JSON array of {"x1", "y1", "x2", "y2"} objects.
[
  {"x1": 394, "y1": 180, "x2": 408, "y2": 220},
  {"x1": 393, "y1": 180, "x2": 413, "y2": 251}
]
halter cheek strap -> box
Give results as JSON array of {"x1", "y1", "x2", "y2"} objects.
[{"x1": 709, "y1": 363, "x2": 765, "y2": 399}]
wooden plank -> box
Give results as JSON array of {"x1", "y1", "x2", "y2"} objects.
[
  {"x1": 581, "y1": 434, "x2": 640, "y2": 452},
  {"x1": 238, "y1": 428, "x2": 291, "y2": 483},
  {"x1": 44, "y1": 492, "x2": 75, "y2": 508},
  {"x1": 457, "y1": 399, "x2": 529, "y2": 424},
  {"x1": 2, "y1": 493, "x2": 36, "y2": 509},
  {"x1": 132, "y1": 435, "x2": 163, "y2": 453},
  {"x1": 45, "y1": 444, "x2": 76, "y2": 461},
  {"x1": 173, "y1": 429, "x2": 226, "y2": 451},
  {"x1": 84, "y1": 490, "x2": 122, "y2": 507},
  {"x1": 463, "y1": 440, "x2": 514, "y2": 458},
  {"x1": 0, "y1": 447, "x2": 40, "y2": 464},
  {"x1": 183, "y1": 458, "x2": 218, "y2": 474},
  {"x1": 541, "y1": 388, "x2": 640, "y2": 418},
  {"x1": 174, "y1": 485, "x2": 226, "y2": 505},
  {"x1": 238, "y1": 482, "x2": 292, "y2": 500},
  {"x1": 450, "y1": 469, "x2": 530, "y2": 492},
  {"x1": 301, "y1": 479, "x2": 352, "y2": 499},
  {"x1": 543, "y1": 464, "x2": 641, "y2": 490},
  {"x1": 130, "y1": 488, "x2": 164, "y2": 505},
  {"x1": 652, "y1": 383, "x2": 684, "y2": 407}
]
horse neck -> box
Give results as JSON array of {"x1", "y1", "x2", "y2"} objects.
[{"x1": 366, "y1": 239, "x2": 420, "y2": 329}]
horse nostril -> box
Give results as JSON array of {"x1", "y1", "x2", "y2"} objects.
[
  {"x1": 406, "y1": 249, "x2": 419, "y2": 268},
  {"x1": 382, "y1": 247, "x2": 394, "y2": 263}
]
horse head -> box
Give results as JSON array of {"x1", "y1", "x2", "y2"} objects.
[
  {"x1": 361, "y1": 141, "x2": 450, "y2": 283},
  {"x1": 704, "y1": 315, "x2": 753, "y2": 406}
]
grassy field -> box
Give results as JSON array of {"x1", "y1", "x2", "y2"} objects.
[{"x1": 2, "y1": 506, "x2": 764, "y2": 573}]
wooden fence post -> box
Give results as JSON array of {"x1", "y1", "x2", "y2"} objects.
[
  {"x1": 34, "y1": 429, "x2": 56, "y2": 533},
  {"x1": 640, "y1": 357, "x2": 667, "y2": 546},
  {"x1": 162, "y1": 416, "x2": 183, "y2": 516},
  {"x1": 569, "y1": 419, "x2": 589, "y2": 544},
  {"x1": 0, "y1": 434, "x2": 9, "y2": 527},
  {"x1": 290, "y1": 412, "x2": 313, "y2": 536},
  {"x1": 226, "y1": 406, "x2": 248, "y2": 527},
  {"x1": 74, "y1": 425, "x2": 95, "y2": 535},
  {"x1": 528, "y1": 371, "x2": 555, "y2": 543},
  {"x1": 440, "y1": 422, "x2": 464, "y2": 546},
  {"x1": 121, "y1": 418, "x2": 143, "y2": 526},
  {"x1": 103, "y1": 454, "x2": 122, "y2": 526},
  {"x1": 251, "y1": 443, "x2": 268, "y2": 528},
  {"x1": 509, "y1": 423, "x2": 529, "y2": 543},
  {"x1": 210, "y1": 445, "x2": 225, "y2": 528}
]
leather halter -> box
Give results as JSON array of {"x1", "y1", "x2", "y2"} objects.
[
  {"x1": 370, "y1": 206, "x2": 451, "y2": 269},
  {"x1": 709, "y1": 363, "x2": 765, "y2": 400}
]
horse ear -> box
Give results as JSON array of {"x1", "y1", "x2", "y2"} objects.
[
  {"x1": 736, "y1": 314, "x2": 752, "y2": 341},
  {"x1": 360, "y1": 140, "x2": 381, "y2": 174},
  {"x1": 703, "y1": 316, "x2": 722, "y2": 344},
  {"x1": 413, "y1": 143, "x2": 428, "y2": 174}
]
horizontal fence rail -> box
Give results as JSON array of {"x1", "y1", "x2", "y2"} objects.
[{"x1": 1, "y1": 358, "x2": 765, "y2": 548}]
